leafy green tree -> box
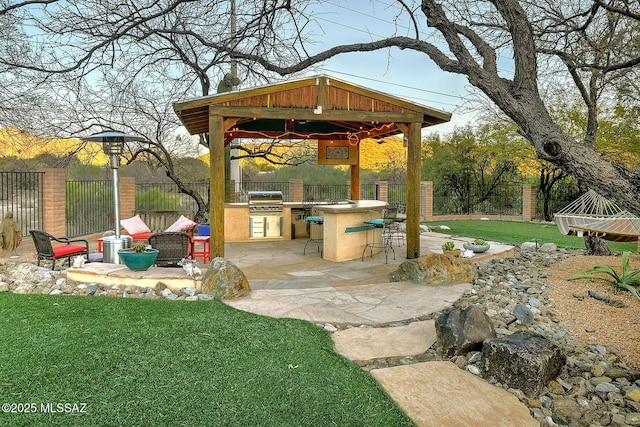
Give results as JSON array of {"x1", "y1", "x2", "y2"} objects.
[{"x1": 422, "y1": 125, "x2": 526, "y2": 213}]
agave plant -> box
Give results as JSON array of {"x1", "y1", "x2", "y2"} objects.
[{"x1": 567, "y1": 252, "x2": 640, "y2": 301}]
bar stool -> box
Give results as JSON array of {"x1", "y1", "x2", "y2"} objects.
[
  {"x1": 303, "y1": 215, "x2": 324, "y2": 257},
  {"x1": 384, "y1": 207, "x2": 405, "y2": 247},
  {"x1": 361, "y1": 210, "x2": 395, "y2": 263}
]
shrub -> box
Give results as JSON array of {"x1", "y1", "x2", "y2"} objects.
[{"x1": 567, "y1": 252, "x2": 640, "y2": 301}]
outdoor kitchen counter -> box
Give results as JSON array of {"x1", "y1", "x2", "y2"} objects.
[
  {"x1": 314, "y1": 200, "x2": 387, "y2": 262},
  {"x1": 224, "y1": 203, "x2": 293, "y2": 242}
]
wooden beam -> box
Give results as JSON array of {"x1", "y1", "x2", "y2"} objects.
[
  {"x1": 406, "y1": 121, "x2": 422, "y2": 259},
  {"x1": 209, "y1": 105, "x2": 423, "y2": 123},
  {"x1": 209, "y1": 111, "x2": 225, "y2": 258}
]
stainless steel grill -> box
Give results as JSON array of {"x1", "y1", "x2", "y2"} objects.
[{"x1": 248, "y1": 191, "x2": 283, "y2": 214}]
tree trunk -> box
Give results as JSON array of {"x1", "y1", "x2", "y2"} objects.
[
  {"x1": 584, "y1": 235, "x2": 611, "y2": 256},
  {"x1": 543, "y1": 193, "x2": 553, "y2": 222}
]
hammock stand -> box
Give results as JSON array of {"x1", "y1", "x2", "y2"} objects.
[{"x1": 554, "y1": 189, "x2": 640, "y2": 243}]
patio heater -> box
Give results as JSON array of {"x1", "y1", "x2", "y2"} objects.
[{"x1": 83, "y1": 131, "x2": 145, "y2": 264}]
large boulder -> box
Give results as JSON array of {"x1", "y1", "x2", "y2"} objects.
[
  {"x1": 201, "y1": 257, "x2": 251, "y2": 300},
  {"x1": 435, "y1": 305, "x2": 496, "y2": 358},
  {"x1": 388, "y1": 253, "x2": 475, "y2": 285},
  {"x1": 480, "y1": 330, "x2": 566, "y2": 397}
]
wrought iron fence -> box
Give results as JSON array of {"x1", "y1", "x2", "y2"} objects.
[
  {"x1": 66, "y1": 180, "x2": 113, "y2": 237},
  {"x1": 388, "y1": 183, "x2": 407, "y2": 209},
  {"x1": 535, "y1": 178, "x2": 581, "y2": 221},
  {"x1": 19, "y1": 174, "x2": 597, "y2": 241},
  {"x1": 0, "y1": 171, "x2": 43, "y2": 237},
  {"x1": 303, "y1": 184, "x2": 351, "y2": 202},
  {"x1": 432, "y1": 182, "x2": 523, "y2": 216},
  {"x1": 136, "y1": 182, "x2": 209, "y2": 211},
  {"x1": 361, "y1": 183, "x2": 376, "y2": 200}
]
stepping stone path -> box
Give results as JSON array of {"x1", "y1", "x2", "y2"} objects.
[
  {"x1": 371, "y1": 361, "x2": 539, "y2": 427},
  {"x1": 332, "y1": 320, "x2": 437, "y2": 361},
  {"x1": 332, "y1": 323, "x2": 538, "y2": 426}
]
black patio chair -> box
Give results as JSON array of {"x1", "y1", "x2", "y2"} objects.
[
  {"x1": 148, "y1": 232, "x2": 194, "y2": 267},
  {"x1": 30, "y1": 229, "x2": 89, "y2": 270}
]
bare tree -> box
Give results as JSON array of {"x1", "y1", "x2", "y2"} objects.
[
  {"x1": 0, "y1": 0, "x2": 319, "y2": 221},
  {"x1": 225, "y1": 0, "x2": 640, "y2": 218},
  {"x1": 4, "y1": 0, "x2": 640, "y2": 225}
]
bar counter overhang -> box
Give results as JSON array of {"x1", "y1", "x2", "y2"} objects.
[{"x1": 314, "y1": 200, "x2": 387, "y2": 262}]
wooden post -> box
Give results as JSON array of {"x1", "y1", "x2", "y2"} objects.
[
  {"x1": 350, "y1": 143, "x2": 360, "y2": 200},
  {"x1": 406, "y1": 122, "x2": 422, "y2": 259},
  {"x1": 209, "y1": 111, "x2": 225, "y2": 258}
]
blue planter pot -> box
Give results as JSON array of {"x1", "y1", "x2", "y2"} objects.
[
  {"x1": 118, "y1": 249, "x2": 159, "y2": 271},
  {"x1": 463, "y1": 243, "x2": 490, "y2": 253}
]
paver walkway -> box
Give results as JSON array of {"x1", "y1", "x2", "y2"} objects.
[{"x1": 223, "y1": 237, "x2": 536, "y2": 426}]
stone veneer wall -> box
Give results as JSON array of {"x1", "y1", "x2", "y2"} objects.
[
  {"x1": 119, "y1": 176, "x2": 136, "y2": 220},
  {"x1": 522, "y1": 184, "x2": 537, "y2": 222},
  {"x1": 374, "y1": 181, "x2": 388, "y2": 203},
  {"x1": 289, "y1": 179, "x2": 303, "y2": 203},
  {"x1": 39, "y1": 168, "x2": 67, "y2": 237}
]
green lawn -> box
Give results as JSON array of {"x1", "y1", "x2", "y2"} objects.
[
  {"x1": 0, "y1": 294, "x2": 415, "y2": 426},
  {"x1": 424, "y1": 219, "x2": 638, "y2": 253}
]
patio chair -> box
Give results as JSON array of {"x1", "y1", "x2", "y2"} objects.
[
  {"x1": 30, "y1": 229, "x2": 89, "y2": 270},
  {"x1": 148, "y1": 232, "x2": 194, "y2": 267}
]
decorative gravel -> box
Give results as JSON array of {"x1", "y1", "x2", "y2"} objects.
[{"x1": 544, "y1": 253, "x2": 640, "y2": 368}]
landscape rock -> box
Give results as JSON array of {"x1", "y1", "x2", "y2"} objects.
[
  {"x1": 481, "y1": 330, "x2": 566, "y2": 397},
  {"x1": 435, "y1": 305, "x2": 495, "y2": 358},
  {"x1": 388, "y1": 253, "x2": 475, "y2": 285},
  {"x1": 201, "y1": 257, "x2": 251, "y2": 300},
  {"x1": 539, "y1": 243, "x2": 557, "y2": 253}
]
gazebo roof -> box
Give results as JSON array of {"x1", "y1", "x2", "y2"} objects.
[{"x1": 173, "y1": 74, "x2": 451, "y2": 144}]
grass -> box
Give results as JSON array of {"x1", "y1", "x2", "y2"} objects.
[
  {"x1": 424, "y1": 219, "x2": 638, "y2": 253},
  {"x1": 0, "y1": 294, "x2": 415, "y2": 426}
]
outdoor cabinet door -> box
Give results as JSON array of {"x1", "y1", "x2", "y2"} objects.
[{"x1": 264, "y1": 216, "x2": 282, "y2": 238}]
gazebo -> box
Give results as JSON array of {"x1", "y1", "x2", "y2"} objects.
[{"x1": 173, "y1": 74, "x2": 451, "y2": 259}]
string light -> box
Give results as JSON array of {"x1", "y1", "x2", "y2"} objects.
[{"x1": 223, "y1": 122, "x2": 396, "y2": 142}]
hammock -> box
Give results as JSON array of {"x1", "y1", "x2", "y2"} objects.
[{"x1": 554, "y1": 189, "x2": 640, "y2": 242}]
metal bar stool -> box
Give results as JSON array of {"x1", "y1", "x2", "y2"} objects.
[
  {"x1": 361, "y1": 210, "x2": 395, "y2": 263},
  {"x1": 303, "y1": 215, "x2": 324, "y2": 257}
]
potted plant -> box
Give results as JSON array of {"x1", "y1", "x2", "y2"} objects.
[
  {"x1": 118, "y1": 242, "x2": 159, "y2": 271},
  {"x1": 463, "y1": 238, "x2": 491, "y2": 253},
  {"x1": 441, "y1": 241, "x2": 461, "y2": 257}
]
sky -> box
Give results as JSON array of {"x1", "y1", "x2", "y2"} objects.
[{"x1": 293, "y1": 0, "x2": 481, "y2": 135}]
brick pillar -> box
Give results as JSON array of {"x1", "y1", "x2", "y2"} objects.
[
  {"x1": 420, "y1": 181, "x2": 433, "y2": 221},
  {"x1": 39, "y1": 168, "x2": 66, "y2": 236},
  {"x1": 229, "y1": 179, "x2": 236, "y2": 203},
  {"x1": 290, "y1": 179, "x2": 303, "y2": 202},
  {"x1": 375, "y1": 181, "x2": 388, "y2": 203},
  {"x1": 119, "y1": 176, "x2": 136, "y2": 220},
  {"x1": 522, "y1": 184, "x2": 537, "y2": 222}
]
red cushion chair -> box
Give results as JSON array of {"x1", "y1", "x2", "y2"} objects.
[{"x1": 30, "y1": 230, "x2": 89, "y2": 270}]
